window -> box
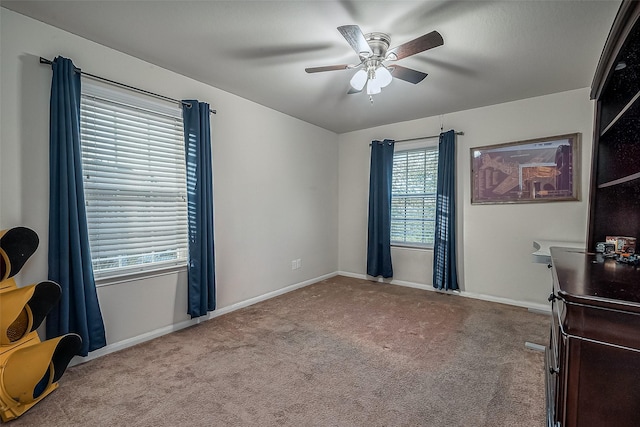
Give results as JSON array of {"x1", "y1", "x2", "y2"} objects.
[
  {"x1": 391, "y1": 143, "x2": 439, "y2": 247},
  {"x1": 80, "y1": 80, "x2": 188, "y2": 280}
]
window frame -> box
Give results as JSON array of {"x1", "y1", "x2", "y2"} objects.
[
  {"x1": 79, "y1": 79, "x2": 189, "y2": 284},
  {"x1": 390, "y1": 138, "x2": 439, "y2": 249}
]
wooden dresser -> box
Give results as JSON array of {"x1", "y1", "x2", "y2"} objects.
[{"x1": 546, "y1": 248, "x2": 640, "y2": 427}]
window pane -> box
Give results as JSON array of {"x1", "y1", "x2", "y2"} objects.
[
  {"x1": 80, "y1": 81, "x2": 188, "y2": 279},
  {"x1": 391, "y1": 146, "x2": 438, "y2": 246}
]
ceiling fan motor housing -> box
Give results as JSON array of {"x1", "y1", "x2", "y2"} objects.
[{"x1": 364, "y1": 32, "x2": 391, "y2": 60}]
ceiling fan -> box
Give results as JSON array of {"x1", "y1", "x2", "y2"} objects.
[{"x1": 305, "y1": 25, "x2": 444, "y2": 98}]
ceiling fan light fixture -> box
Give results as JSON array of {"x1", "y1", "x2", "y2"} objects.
[
  {"x1": 350, "y1": 69, "x2": 368, "y2": 90},
  {"x1": 375, "y1": 66, "x2": 393, "y2": 88},
  {"x1": 366, "y1": 78, "x2": 381, "y2": 95}
]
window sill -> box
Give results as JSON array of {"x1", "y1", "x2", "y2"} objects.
[
  {"x1": 391, "y1": 244, "x2": 434, "y2": 251},
  {"x1": 95, "y1": 264, "x2": 188, "y2": 288}
]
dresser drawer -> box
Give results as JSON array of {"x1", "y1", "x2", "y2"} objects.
[
  {"x1": 564, "y1": 337, "x2": 640, "y2": 427},
  {"x1": 561, "y1": 300, "x2": 640, "y2": 351}
]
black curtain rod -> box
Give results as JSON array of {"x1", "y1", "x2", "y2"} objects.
[
  {"x1": 370, "y1": 131, "x2": 464, "y2": 146},
  {"x1": 395, "y1": 132, "x2": 464, "y2": 143},
  {"x1": 40, "y1": 57, "x2": 216, "y2": 115}
]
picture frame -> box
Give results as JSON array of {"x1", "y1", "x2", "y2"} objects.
[{"x1": 470, "y1": 133, "x2": 580, "y2": 205}]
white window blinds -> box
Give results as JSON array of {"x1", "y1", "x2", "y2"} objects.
[
  {"x1": 391, "y1": 145, "x2": 439, "y2": 247},
  {"x1": 80, "y1": 80, "x2": 188, "y2": 279}
]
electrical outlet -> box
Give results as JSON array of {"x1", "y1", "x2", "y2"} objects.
[
  {"x1": 296, "y1": 259, "x2": 301, "y2": 269},
  {"x1": 291, "y1": 260, "x2": 297, "y2": 270}
]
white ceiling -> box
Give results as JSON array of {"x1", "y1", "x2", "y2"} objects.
[{"x1": 2, "y1": 0, "x2": 621, "y2": 134}]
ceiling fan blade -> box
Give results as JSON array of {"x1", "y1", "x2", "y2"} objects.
[
  {"x1": 305, "y1": 64, "x2": 352, "y2": 73},
  {"x1": 337, "y1": 25, "x2": 373, "y2": 57},
  {"x1": 387, "y1": 31, "x2": 444, "y2": 61},
  {"x1": 230, "y1": 43, "x2": 334, "y2": 60},
  {"x1": 347, "y1": 87, "x2": 363, "y2": 94},
  {"x1": 390, "y1": 65, "x2": 428, "y2": 84}
]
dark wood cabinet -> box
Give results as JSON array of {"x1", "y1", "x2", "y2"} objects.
[
  {"x1": 546, "y1": 248, "x2": 640, "y2": 427},
  {"x1": 588, "y1": 0, "x2": 640, "y2": 248}
]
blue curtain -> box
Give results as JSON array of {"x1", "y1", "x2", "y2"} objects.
[
  {"x1": 182, "y1": 100, "x2": 216, "y2": 318},
  {"x1": 47, "y1": 56, "x2": 106, "y2": 356},
  {"x1": 433, "y1": 130, "x2": 459, "y2": 291},
  {"x1": 366, "y1": 139, "x2": 395, "y2": 278}
]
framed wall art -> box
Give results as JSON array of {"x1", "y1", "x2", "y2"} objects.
[{"x1": 470, "y1": 133, "x2": 580, "y2": 204}]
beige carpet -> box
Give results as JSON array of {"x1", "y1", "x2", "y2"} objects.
[{"x1": 9, "y1": 275, "x2": 549, "y2": 426}]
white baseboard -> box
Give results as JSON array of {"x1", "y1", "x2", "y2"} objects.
[
  {"x1": 71, "y1": 272, "x2": 338, "y2": 366},
  {"x1": 70, "y1": 317, "x2": 198, "y2": 366},
  {"x1": 459, "y1": 289, "x2": 551, "y2": 313},
  {"x1": 336, "y1": 270, "x2": 551, "y2": 314},
  {"x1": 203, "y1": 272, "x2": 337, "y2": 320}
]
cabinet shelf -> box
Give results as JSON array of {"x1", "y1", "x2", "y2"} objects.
[
  {"x1": 594, "y1": 92, "x2": 640, "y2": 185},
  {"x1": 598, "y1": 171, "x2": 640, "y2": 188},
  {"x1": 601, "y1": 89, "x2": 640, "y2": 136}
]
